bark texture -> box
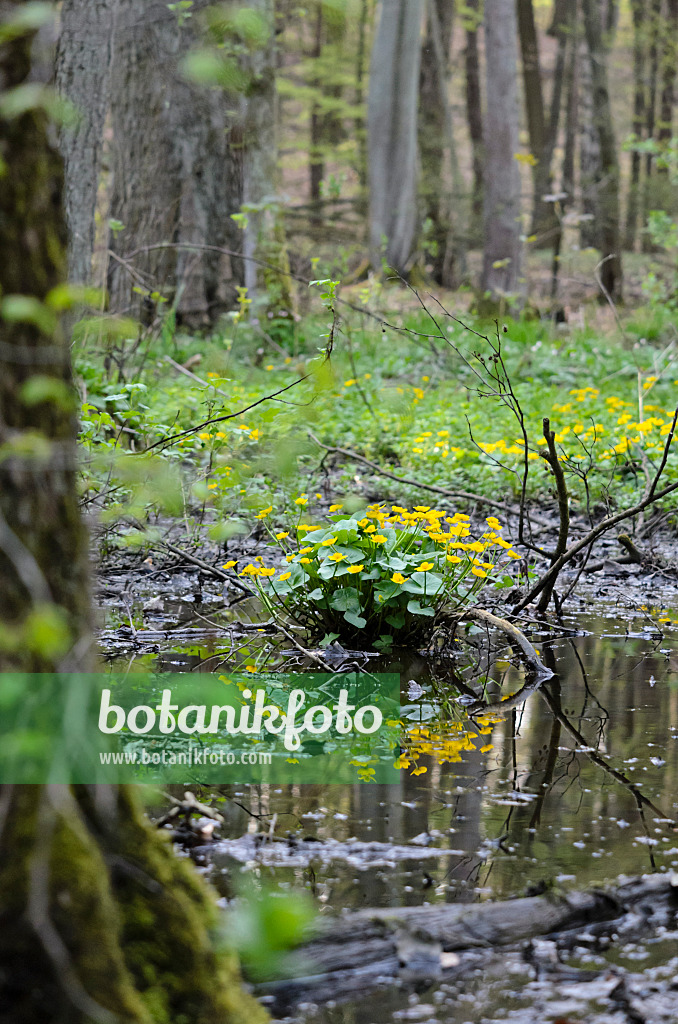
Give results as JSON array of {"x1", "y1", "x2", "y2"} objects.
[
  {"x1": 108, "y1": 0, "x2": 243, "y2": 327},
  {"x1": 55, "y1": 0, "x2": 118, "y2": 290},
  {"x1": 240, "y1": 0, "x2": 293, "y2": 320},
  {"x1": 0, "y1": 16, "x2": 267, "y2": 1024},
  {"x1": 480, "y1": 0, "x2": 522, "y2": 304},
  {"x1": 0, "y1": 8, "x2": 90, "y2": 672},
  {"x1": 463, "y1": 0, "x2": 483, "y2": 243},
  {"x1": 582, "y1": 0, "x2": 623, "y2": 300},
  {"x1": 368, "y1": 0, "x2": 423, "y2": 272},
  {"x1": 419, "y1": 0, "x2": 463, "y2": 286},
  {"x1": 517, "y1": 0, "x2": 557, "y2": 245}
]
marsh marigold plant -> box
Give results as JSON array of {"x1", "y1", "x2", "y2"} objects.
[{"x1": 229, "y1": 502, "x2": 522, "y2": 645}]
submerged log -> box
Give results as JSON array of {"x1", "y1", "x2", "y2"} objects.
[{"x1": 258, "y1": 873, "x2": 678, "y2": 1014}]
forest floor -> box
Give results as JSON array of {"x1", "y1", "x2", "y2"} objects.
[{"x1": 85, "y1": 274, "x2": 678, "y2": 1023}]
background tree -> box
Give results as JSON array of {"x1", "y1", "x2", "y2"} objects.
[
  {"x1": 582, "y1": 0, "x2": 623, "y2": 300},
  {"x1": 463, "y1": 0, "x2": 484, "y2": 244},
  {"x1": 56, "y1": 0, "x2": 119, "y2": 291},
  {"x1": 367, "y1": 0, "x2": 423, "y2": 273},
  {"x1": 480, "y1": 0, "x2": 522, "y2": 305},
  {"x1": 107, "y1": 0, "x2": 244, "y2": 328},
  {"x1": 418, "y1": 0, "x2": 464, "y2": 286},
  {"x1": 0, "y1": 10, "x2": 266, "y2": 1021}
]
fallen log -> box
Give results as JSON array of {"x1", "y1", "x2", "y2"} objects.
[{"x1": 256, "y1": 873, "x2": 678, "y2": 1014}]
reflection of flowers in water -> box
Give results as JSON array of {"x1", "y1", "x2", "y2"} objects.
[{"x1": 398, "y1": 713, "x2": 501, "y2": 775}]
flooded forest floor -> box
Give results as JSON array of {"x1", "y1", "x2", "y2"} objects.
[{"x1": 95, "y1": 506, "x2": 678, "y2": 1024}]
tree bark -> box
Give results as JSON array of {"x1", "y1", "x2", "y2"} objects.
[
  {"x1": 108, "y1": 0, "x2": 244, "y2": 328},
  {"x1": 641, "y1": 0, "x2": 662, "y2": 249},
  {"x1": 516, "y1": 0, "x2": 558, "y2": 245},
  {"x1": 480, "y1": 0, "x2": 522, "y2": 306},
  {"x1": 240, "y1": 0, "x2": 293, "y2": 323},
  {"x1": 463, "y1": 0, "x2": 483, "y2": 244},
  {"x1": 624, "y1": 0, "x2": 646, "y2": 250},
  {"x1": 419, "y1": 0, "x2": 463, "y2": 286},
  {"x1": 55, "y1": 0, "x2": 119, "y2": 291},
  {"x1": 581, "y1": 0, "x2": 623, "y2": 300},
  {"x1": 0, "y1": 14, "x2": 266, "y2": 1023},
  {"x1": 0, "y1": 6, "x2": 90, "y2": 673},
  {"x1": 368, "y1": 0, "x2": 424, "y2": 273}
]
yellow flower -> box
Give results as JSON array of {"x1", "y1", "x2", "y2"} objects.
[
  {"x1": 258, "y1": 567, "x2": 275, "y2": 577},
  {"x1": 275, "y1": 531, "x2": 289, "y2": 540},
  {"x1": 240, "y1": 564, "x2": 261, "y2": 576},
  {"x1": 255, "y1": 506, "x2": 273, "y2": 519},
  {"x1": 344, "y1": 378, "x2": 356, "y2": 386},
  {"x1": 486, "y1": 516, "x2": 502, "y2": 530},
  {"x1": 285, "y1": 554, "x2": 295, "y2": 562},
  {"x1": 446, "y1": 555, "x2": 461, "y2": 564},
  {"x1": 299, "y1": 557, "x2": 312, "y2": 564},
  {"x1": 371, "y1": 534, "x2": 387, "y2": 543},
  {"x1": 346, "y1": 565, "x2": 364, "y2": 574},
  {"x1": 507, "y1": 550, "x2": 521, "y2": 559},
  {"x1": 328, "y1": 552, "x2": 346, "y2": 562},
  {"x1": 199, "y1": 432, "x2": 212, "y2": 440},
  {"x1": 299, "y1": 546, "x2": 313, "y2": 554},
  {"x1": 329, "y1": 503, "x2": 343, "y2": 512},
  {"x1": 294, "y1": 496, "x2": 309, "y2": 507},
  {"x1": 245, "y1": 664, "x2": 258, "y2": 673},
  {"x1": 391, "y1": 572, "x2": 407, "y2": 584},
  {"x1": 320, "y1": 537, "x2": 338, "y2": 546},
  {"x1": 414, "y1": 506, "x2": 431, "y2": 512},
  {"x1": 471, "y1": 567, "x2": 487, "y2": 578},
  {"x1": 222, "y1": 560, "x2": 237, "y2": 569},
  {"x1": 411, "y1": 766, "x2": 428, "y2": 776},
  {"x1": 417, "y1": 561, "x2": 434, "y2": 571},
  {"x1": 279, "y1": 571, "x2": 291, "y2": 581}
]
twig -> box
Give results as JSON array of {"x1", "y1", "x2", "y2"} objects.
[
  {"x1": 513, "y1": 475, "x2": 678, "y2": 613},
  {"x1": 537, "y1": 418, "x2": 570, "y2": 612},
  {"x1": 142, "y1": 374, "x2": 312, "y2": 453},
  {"x1": 307, "y1": 431, "x2": 549, "y2": 519},
  {"x1": 161, "y1": 541, "x2": 252, "y2": 594}
]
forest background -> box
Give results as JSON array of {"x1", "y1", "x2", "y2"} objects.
[{"x1": 3, "y1": 0, "x2": 678, "y2": 1021}]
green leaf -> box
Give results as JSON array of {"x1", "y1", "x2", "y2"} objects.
[
  {"x1": 407, "y1": 599, "x2": 435, "y2": 617},
  {"x1": 343, "y1": 611, "x2": 366, "y2": 629}
]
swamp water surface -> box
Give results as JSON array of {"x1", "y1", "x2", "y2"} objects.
[{"x1": 100, "y1": 595, "x2": 678, "y2": 1022}]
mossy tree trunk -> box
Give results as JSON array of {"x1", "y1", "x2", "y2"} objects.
[{"x1": 0, "y1": 13, "x2": 266, "y2": 1023}]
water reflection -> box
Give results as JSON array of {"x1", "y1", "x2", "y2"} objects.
[{"x1": 200, "y1": 615, "x2": 678, "y2": 908}]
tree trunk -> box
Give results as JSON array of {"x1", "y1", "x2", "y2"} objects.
[
  {"x1": 419, "y1": 0, "x2": 463, "y2": 286},
  {"x1": 517, "y1": 0, "x2": 558, "y2": 245},
  {"x1": 0, "y1": 8, "x2": 90, "y2": 674},
  {"x1": 240, "y1": 0, "x2": 293, "y2": 325},
  {"x1": 309, "y1": 1, "x2": 347, "y2": 229},
  {"x1": 625, "y1": 0, "x2": 646, "y2": 250},
  {"x1": 55, "y1": 0, "x2": 118, "y2": 291},
  {"x1": 368, "y1": 0, "x2": 424, "y2": 273},
  {"x1": 108, "y1": 0, "x2": 244, "y2": 328},
  {"x1": 582, "y1": 0, "x2": 623, "y2": 300},
  {"x1": 0, "y1": 14, "x2": 266, "y2": 1023},
  {"x1": 578, "y1": 22, "x2": 601, "y2": 249},
  {"x1": 480, "y1": 0, "x2": 522, "y2": 306},
  {"x1": 463, "y1": 0, "x2": 483, "y2": 244},
  {"x1": 659, "y1": 0, "x2": 678, "y2": 146},
  {"x1": 641, "y1": 0, "x2": 662, "y2": 250}
]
